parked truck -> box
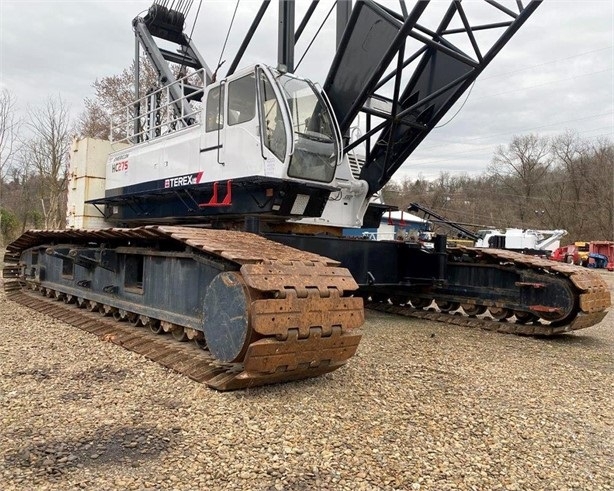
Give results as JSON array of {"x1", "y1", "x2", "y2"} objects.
[
  {"x1": 551, "y1": 241, "x2": 590, "y2": 266},
  {"x1": 588, "y1": 241, "x2": 614, "y2": 270}
]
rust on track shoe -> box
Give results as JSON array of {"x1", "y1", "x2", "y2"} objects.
[
  {"x1": 367, "y1": 247, "x2": 610, "y2": 336},
  {"x1": 3, "y1": 226, "x2": 364, "y2": 390}
]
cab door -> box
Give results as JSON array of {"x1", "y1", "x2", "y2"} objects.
[
  {"x1": 223, "y1": 71, "x2": 263, "y2": 176},
  {"x1": 201, "y1": 83, "x2": 225, "y2": 170},
  {"x1": 256, "y1": 68, "x2": 292, "y2": 179}
]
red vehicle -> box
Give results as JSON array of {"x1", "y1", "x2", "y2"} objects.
[
  {"x1": 552, "y1": 241, "x2": 614, "y2": 270},
  {"x1": 589, "y1": 241, "x2": 614, "y2": 271},
  {"x1": 551, "y1": 244, "x2": 585, "y2": 265}
]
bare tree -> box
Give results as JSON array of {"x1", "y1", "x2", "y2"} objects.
[
  {"x1": 543, "y1": 131, "x2": 590, "y2": 234},
  {"x1": 375, "y1": 133, "x2": 611, "y2": 241},
  {"x1": 0, "y1": 89, "x2": 21, "y2": 243},
  {"x1": 7, "y1": 162, "x2": 40, "y2": 233},
  {"x1": 78, "y1": 58, "x2": 166, "y2": 140},
  {"x1": 0, "y1": 89, "x2": 19, "y2": 184},
  {"x1": 22, "y1": 96, "x2": 72, "y2": 229},
  {"x1": 488, "y1": 134, "x2": 552, "y2": 226},
  {"x1": 581, "y1": 139, "x2": 614, "y2": 239}
]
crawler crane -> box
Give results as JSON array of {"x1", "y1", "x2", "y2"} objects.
[{"x1": 4, "y1": 0, "x2": 610, "y2": 390}]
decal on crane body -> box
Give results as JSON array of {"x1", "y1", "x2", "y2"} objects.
[
  {"x1": 110, "y1": 153, "x2": 130, "y2": 173},
  {"x1": 164, "y1": 171, "x2": 204, "y2": 189},
  {"x1": 111, "y1": 160, "x2": 129, "y2": 172}
]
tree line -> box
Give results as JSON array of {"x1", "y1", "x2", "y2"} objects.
[
  {"x1": 0, "y1": 90, "x2": 71, "y2": 242},
  {"x1": 382, "y1": 133, "x2": 613, "y2": 242},
  {"x1": 0, "y1": 76, "x2": 612, "y2": 246}
]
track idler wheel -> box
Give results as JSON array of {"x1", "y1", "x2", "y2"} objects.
[{"x1": 202, "y1": 271, "x2": 255, "y2": 363}]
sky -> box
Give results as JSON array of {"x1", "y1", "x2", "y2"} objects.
[{"x1": 1, "y1": 0, "x2": 612, "y2": 182}]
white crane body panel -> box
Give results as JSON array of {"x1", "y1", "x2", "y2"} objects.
[{"x1": 104, "y1": 65, "x2": 369, "y2": 228}]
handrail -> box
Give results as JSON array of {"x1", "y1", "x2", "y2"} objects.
[{"x1": 110, "y1": 68, "x2": 206, "y2": 144}]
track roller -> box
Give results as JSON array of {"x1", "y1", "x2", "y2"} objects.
[
  {"x1": 172, "y1": 328, "x2": 189, "y2": 342},
  {"x1": 100, "y1": 304, "x2": 117, "y2": 317},
  {"x1": 390, "y1": 296, "x2": 410, "y2": 306},
  {"x1": 514, "y1": 311, "x2": 538, "y2": 324},
  {"x1": 87, "y1": 300, "x2": 100, "y2": 312},
  {"x1": 488, "y1": 307, "x2": 513, "y2": 321},
  {"x1": 461, "y1": 304, "x2": 487, "y2": 317},
  {"x1": 149, "y1": 318, "x2": 164, "y2": 334},
  {"x1": 436, "y1": 300, "x2": 460, "y2": 313},
  {"x1": 410, "y1": 298, "x2": 431, "y2": 309}
]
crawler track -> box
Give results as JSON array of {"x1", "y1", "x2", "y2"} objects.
[
  {"x1": 367, "y1": 247, "x2": 610, "y2": 335},
  {"x1": 3, "y1": 226, "x2": 363, "y2": 390}
]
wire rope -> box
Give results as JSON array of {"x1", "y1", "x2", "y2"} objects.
[
  {"x1": 214, "y1": 0, "x2": 240, "y2": 80},
  {"x1": 295, "y1": 2, "x2": 337, "y2": 71},
  {"x1": 435, "y1": 81, "x2": 476, "y2": 128},
  {"x1": 177, "y1": 0, "x2": 203, "y2": 76}
]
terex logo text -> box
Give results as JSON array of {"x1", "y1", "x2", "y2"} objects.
[{"x1": 164, "y1": 171, "x2": 204, "y2": 188}]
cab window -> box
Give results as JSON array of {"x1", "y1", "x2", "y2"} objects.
[
  {"x1": 205, "y1": 85, "x2": 224, "y2": 132},
  {"x1": 259, "y1": 72, "x2": 286, "y2": 161},
  {"x1": 228, "y1": 74, "x2": 256, "y2": 126}
]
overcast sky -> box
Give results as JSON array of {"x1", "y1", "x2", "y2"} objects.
[{"x1": 1, "y1": 0, "x2": 612, "y2": 181}]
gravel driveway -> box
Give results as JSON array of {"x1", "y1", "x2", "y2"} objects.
[{"x1": 1, "y1": 273, "x2": 612, "y2": 491}]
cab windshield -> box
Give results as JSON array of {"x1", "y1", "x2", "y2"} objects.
[{"x1": 278, "y1": 74, "x2": 339, "y2": 183}]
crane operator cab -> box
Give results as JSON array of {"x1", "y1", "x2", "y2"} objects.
[
  {"x1": 201, "y1": 65, "x2": 341, "y2": 184},
  {"x1": 101, "y1": 64, "x2": 371, "y2": 226}
]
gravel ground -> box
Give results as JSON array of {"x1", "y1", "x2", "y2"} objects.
[{"x1": 1, "y1": 272, "x2": 612, "y2": 491}]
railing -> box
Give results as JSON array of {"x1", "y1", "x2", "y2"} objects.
[
  {"x1": 347, "y1": 153, "x2": 365, "y2": 180},
  {"x1": 110, "y1": 69, "x2": 205, "y2": 144}
]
